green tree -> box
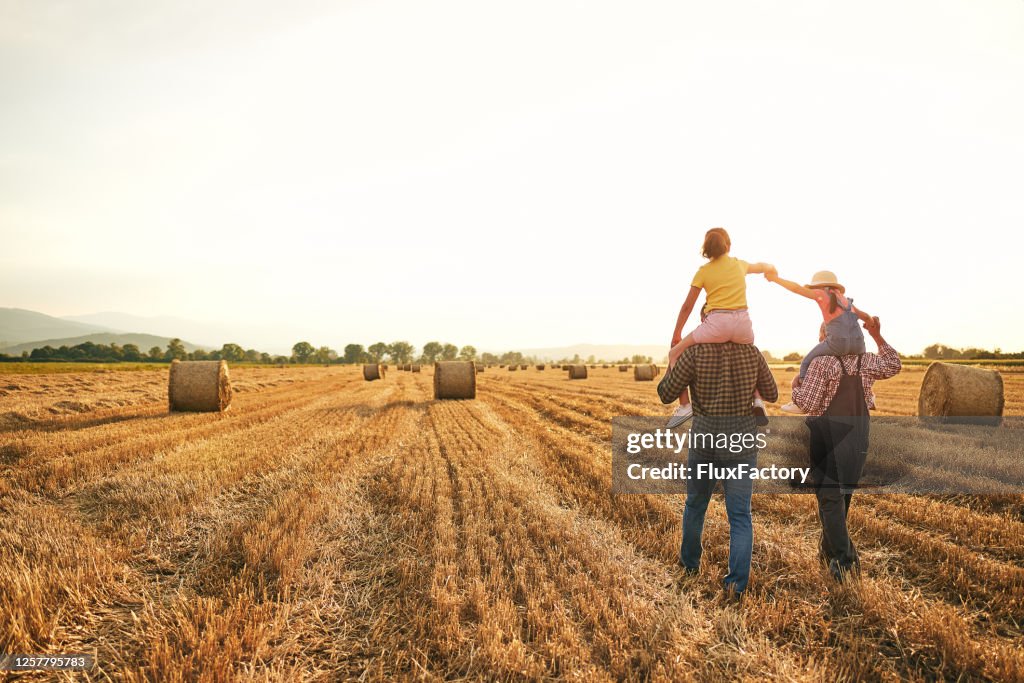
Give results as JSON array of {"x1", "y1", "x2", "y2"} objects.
[
  {"x1": 165, "y1": 338, "x2": 187, "y2": 361},
  {"x1": 388, "y1": 341, "x2": 415, "y2": 363},
  {"x1": 148, "y1": 346, "x2": 164, "y2": 361},
  {"x1": 367, "y1": 342, "x2": 389, "y2": 363},
  {"x1": 313, "y1": 346, "x2": 337, "y2": 364},
  {"x1": 480, "y1": 352, "x2": 498, "y2": 365},
  {"x1": 244, "y1": 348, "x2": 261, "y2": 362},
  {"x1": 441, "y1": 343, "x2": 458, "y2": 361},
  {"x1": 421, "y1": 341, "x2": 444, "y2": 363},
  {"x1": 458, "y1": 345, "x2": 477, "y2": 361},
  {"x1": 343, "y1": 344, "x2": 365, "y2": 364},
  {"x1": 292, "y1": 341, "x2": 315, "y2": 363},
  {"x1": 220, "y1": 343, "x2": 245, "y2": 362},
  {"x1": 783, "y1": 352, "x2": 802, "y2": 362},
  {"x1": 122, "y1": 344, "x2": 142, "y2": 362}
]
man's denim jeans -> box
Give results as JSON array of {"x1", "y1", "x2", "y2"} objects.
[{"x1": 679, "y1": 450, "x2": 756, "y2": 593}]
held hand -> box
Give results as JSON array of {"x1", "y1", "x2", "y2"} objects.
[
  {"x1": 863, "y1": 316, "x2": 881, "y2": 338},
  {"x1": 791, "y1": 375, "x2": 802, "y2": 390}
]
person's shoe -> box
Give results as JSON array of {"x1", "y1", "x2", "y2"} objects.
[
  {"x1": 752, "y1": 398, "x2": 769, "y2": 426},
  {"x1": 677, "y1": 562, "x2": 699, "y2": 576},
  {"x1": 828, "y1": 559, "x2": 859, "y2": 583},
  {"x1": 722, "y1": 584, "x2": 744, "y2": 604},
  {"x1": 780, "y1": 402, "x2": 805, "y2": 415},
  {"x1": 666, "y1": 404, "x2": 693, "y2": 429}
]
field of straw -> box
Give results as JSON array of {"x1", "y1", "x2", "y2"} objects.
[{"x1": 1, "y1": 364, "x2": 1022, "y2": 681}]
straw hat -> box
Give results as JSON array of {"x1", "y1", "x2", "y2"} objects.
[{"x1": 805, "y1": 270, "x2": 845, "y2": 293}]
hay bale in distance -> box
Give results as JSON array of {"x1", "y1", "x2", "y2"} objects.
[
  {"x1": 434, "y1": 361, "x2": 476, "y2": 399},
  {"x1": 634, "y1": 364, "x2": 655, "y2": 381},
  {"x1": 536, "y1": 364, "x2": 545, "y2": 370},
  {"x1": 168, "y1": 360, "x2": 231, "y2": 412},
  {"x1": 619, "y1": 365, "x2": 628, "y2": 372},
  {"x1": 476, "y1": 365, "x2": 485, "y2": 373},
  {"x1": 363, "y1": 364, "x2": 384, "y2": 381},
  {"x1": 568, "y1": 364, "x2": 588, "y2": 380},
  {"x1": 508, "y1": 365, "x2": 517, "y2": 371},
  {"x1": 411, "y1": 364, "x2": 421, "y2": 373},
  {"x1": 918, "y1": 362, "x2": 1004, "y2": 425}
]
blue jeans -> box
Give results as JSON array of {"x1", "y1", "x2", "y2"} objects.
[{"x1": 680, "y1": 450, "x2": 756, "y2": 593}]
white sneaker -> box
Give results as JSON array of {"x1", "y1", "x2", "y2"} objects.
[
  {"x1": 666, "y1": 404, "x2": 693, "y2": 428},
  {"x1": 780, "y1": 402, "x2": 805, "y2": 415},
  {"x1": 752, "y1": 397, "x2": 769, "y2": 426}
]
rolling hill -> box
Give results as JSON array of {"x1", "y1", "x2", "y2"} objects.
[
  {"x1": 0, "y1": 308, "x2": 112, "y2": 348},
  {"x1": 1, "y1": 333, "x2": 204, "y2": 357},
  {"x1": 0, "y1": 331, "x2": 203, "y2": 358}
]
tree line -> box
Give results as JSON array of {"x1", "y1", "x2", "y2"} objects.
[{"x1": 4, "y1": 337, "x2": 1019, "y2": 365}]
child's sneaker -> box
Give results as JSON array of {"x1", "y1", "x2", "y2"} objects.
[
  {"x1": 752, "y1": 398, "x2": 769, "y2": 426},
  {"x1": 780, "y1": 402, "x2": 805, "y2": 415},
  {"x1": 667, "y1": 404, "x2": 693, "y2": 428}
]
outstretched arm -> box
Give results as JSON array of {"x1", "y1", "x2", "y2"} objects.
[
  {"x1": 671, "y1": 286, "x2": 701, "y2": 345},
  {"x1": 765, "y1": 272, "x2": 818, "y2": 300},
  {"x1": 852, "y1": 305, "x2": 872, "y2": 323},
  {"x1": 746, "y1": 261, "x2": 776, "y2": 276}
]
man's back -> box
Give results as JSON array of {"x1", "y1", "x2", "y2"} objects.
[{"x1": 658, "y1": 343, "x2": 778, "y2": 417}]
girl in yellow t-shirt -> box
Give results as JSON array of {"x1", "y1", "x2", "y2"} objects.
[{"x1": 667, "y1": 227, "x2": 776, "y2": 427}]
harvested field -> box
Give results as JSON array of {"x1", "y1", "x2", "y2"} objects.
[{"x1": 0, "y1": 364, "x2": 1022, "y2": 680}]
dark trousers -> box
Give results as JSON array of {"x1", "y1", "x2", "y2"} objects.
[
  {"x1": 815, "y1": 488, "x2": 859, "y2": 570},
  {"x1": 807, "y1": 412, "x2": 867, "y2": 573}
]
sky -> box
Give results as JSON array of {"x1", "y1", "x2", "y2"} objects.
[{"x1": 2, "y1": 0, "x2": 1023, "y2": 355}]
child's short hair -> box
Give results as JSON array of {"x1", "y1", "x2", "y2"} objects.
[{"x1": 702, "y1": 228, "x2": 730, "y2": 259}]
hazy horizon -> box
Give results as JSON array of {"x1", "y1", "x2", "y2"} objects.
[{"x1": 3, "y1": 1, "x2": 1023, "y2": 355}]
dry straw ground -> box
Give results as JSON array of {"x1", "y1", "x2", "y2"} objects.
[{"x1": 1, "y1": 364, "x2": 1022, "y2": 681}]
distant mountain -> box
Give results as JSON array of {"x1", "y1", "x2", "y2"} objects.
[
  {"x1": 516, "y1": 343, "x2": 669, "y2": 363},
  {"x1": 62, "y1": 311, "x2": 218, "y2": 348},
  {"x1": 0, "y1": 307, "x2": 113, "y2": 349},
  {"x1": 1, "y1": 333, "x2": 203, "y2": 357}
]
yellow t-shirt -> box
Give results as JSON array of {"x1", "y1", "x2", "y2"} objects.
[{"x1": 691, "y1": 256, "x2": 749, "y2": 312}]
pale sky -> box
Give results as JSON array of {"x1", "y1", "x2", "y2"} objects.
[{"x1": 2, "y1": 0, "x2": 1023, "y2": 355}]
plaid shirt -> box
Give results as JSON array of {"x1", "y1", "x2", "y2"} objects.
[
  {"x1": 792, "y1": 342, "x2": 901, "y2": 416},
  {"x1": 658, "y1": 343, "x2": 779, "y2": 416}
]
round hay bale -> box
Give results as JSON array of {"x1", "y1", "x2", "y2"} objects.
[
  {"x1": 381, "y1": 364, "x2": 389, "y2": 370},
  {"x1": 434, "y1": 361, "x2": 476, "y2": 399},
  {"x1": 619, "y1": 365, "x2": 628, "y2": 372},
  {"x1": 536, "y1": 364, "x2": 545, "y2": 370},
  {"x1": 520, "y1": 364, "x2": 528, "y2": 370},
  {"x1": 652, "y1": 364, "x2": 661, "y2": 376},
  {"x1": 784, "y1": 366, "x2": 796, "y2": 372},
  {"x1": 918, "y1": 362, "x2": 1004, "y2": 425},
  {"x1": 508, "y1": 365, "x2": 517, "y2": 371},
  {"x1": 568, "y1": 364, "x2": 588, "y2": 380},
  {"x1": 363, "y1": 364, "x2": 384, "y2": 381},
  {"x1": 634, "y1": 364, "x2": 655, "y2": 381},
  {"x1": 499, "y1": 364, "x2": 506, "y2": 368},
  {"x1": 168, "y1": 360, "x2": 231, "y2": 412},
  {"x1": 411, "y1": 364, "x2": 421, "y2": 373},
  {"x1": 602, "y1": 364, "x2": 610, "y2": 369},
  {"x1": 476, "y1": 365, "x2": 485, "y2": 373}
]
